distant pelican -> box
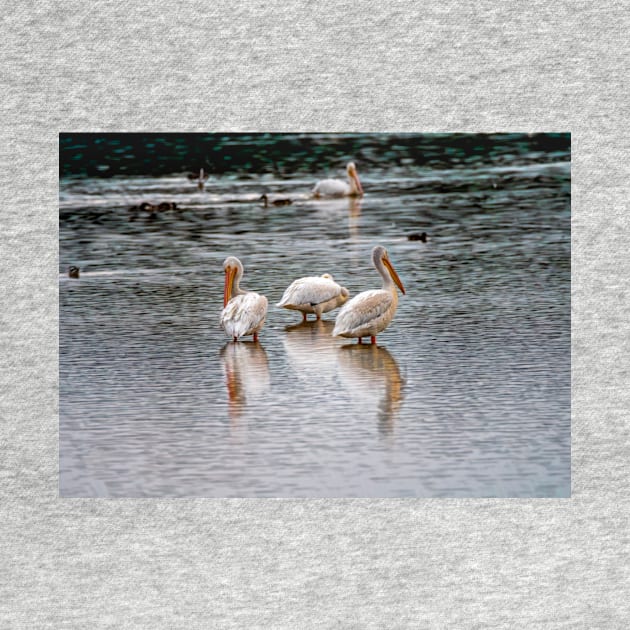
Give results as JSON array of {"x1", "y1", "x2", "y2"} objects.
[
  {"x1": 220, "y1": 256, "x2": 268, "y2": 342},
  {"x1": 259, "y1": 194, "x2": 293, "y2": 208},
  {"x1": 68, "y1": 265, "x2": 80, "y2": 279},
  {"x1": 313, "y1": 162, "x2": 363, "y2": 198},
  {"x1": 333, "y1": 245, "x2": 405, "y2": 344},
  {"x1": 188, "y1": 168, "x2": 209, "y2": 190},
  {"x1": 277, "y1": 273, "x2": 350, "y2": 321}
]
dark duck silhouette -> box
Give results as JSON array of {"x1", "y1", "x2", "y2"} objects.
[
  {"x1": 259, "y1": 193, "x2": 293, "y2": 208},
  {"x1": 407, "y1": 232, "x2": 428, "y2": 242},
  {"x1": 157, "y1": 202, "x2": 177, "y2": 211}
]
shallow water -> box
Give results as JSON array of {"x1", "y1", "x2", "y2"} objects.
[{"x1": 59, "y1": 134, "x2": 570, "y2": 497}]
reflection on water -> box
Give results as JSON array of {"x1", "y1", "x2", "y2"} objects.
[
  {"x1": 347, "y1": 197, "x2": 362, "y2": 242},
  {"x1": 220, "y1": 341, "x2": 270, "y2": 423},
  {"x1": 281, "y1": 321, "x2": 404, "y2": 434},
  {"x1": 338, "y1": 344, "x2": 405, "y2": 436},
  {"x1": 59, "y1": 133, "x2": 570, "y2": 497},
  {"x1": 283, "y1": 320, "x2": 338, "y2": 382}
]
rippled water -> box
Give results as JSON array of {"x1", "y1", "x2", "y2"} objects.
[{"x1": 59, "y1": 134, "x2": 570, "y2": 497}]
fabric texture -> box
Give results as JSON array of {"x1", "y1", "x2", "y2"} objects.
[{"x1": 1, "y1": 1, "x2": 629, "y2": 627}]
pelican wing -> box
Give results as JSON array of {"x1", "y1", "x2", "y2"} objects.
[
  {"x1": 278, "y1": 276, "x2": 343, "y2": 308},
  {"x1": 333, "y1": 290, "x2": 392, "y2": 336},
  {"x1": 221, "y1": 292, "x2": 268, "y2": 338},
  {"x1": 312, "y1": 178, "x2": 350, "y2": 197}
]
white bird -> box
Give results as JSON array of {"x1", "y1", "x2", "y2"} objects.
[
  {"x1": 188, "y1": 167, "x2": 209, "y2": 190},
  {"x1": 220, "y1": 256, "x2": 268, "y2": 342},
  {"x1": 312, "y1": 162, "x2": 364, "y2": 198},
  {"x1": 277, "y1": 273, "x2": 350, "y2": 321},
  {"x1": 333, "y1": 245, "x2": 406, "y2": 344}
]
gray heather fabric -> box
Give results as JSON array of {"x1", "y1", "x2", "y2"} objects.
[{"x1": 1, "y1": 1, "x2": 629, "y2": 627}]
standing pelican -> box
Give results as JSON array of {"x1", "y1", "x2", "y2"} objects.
[
  {"x1": 277, "y1": 273, "x2": 350, "y2": 321},
  {"x1": 188, "y1": 168, "x2": 209, "y2": 190},
  {"x1": 220, "y1": 256, "x2": 268, "y2": 342},
  {"x1": 333, "y1": 246, "x2": 406, "y2": 344},
  {"x1": 312, "y1": 162, "x2": 364, "y2": 198}
]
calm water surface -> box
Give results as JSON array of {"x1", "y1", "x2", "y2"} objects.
[{"x1": 60, "y1": 135, "x2": 570, "y2": 497}]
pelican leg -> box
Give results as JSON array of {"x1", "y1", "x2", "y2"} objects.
[
  {"x1": 357, "y1": 337, "x2": 363, "y2": 344},
  {"x1": 233, "y1": 336, "x2": 237, "y2": 342},
  {"x1": 370, "y1": 336, "x2": 376, "y2": 344},
  {"x1": 302, "y1": 313, "x2": 308, "y2": 322},
  {"x1": 253, "y1": 332, "x2": 258, "y2": 342}
]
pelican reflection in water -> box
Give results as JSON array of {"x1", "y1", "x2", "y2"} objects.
[
  {"x1": 347, "y1": 196, "x2": 362, "y2": 242},
  {"x1": 337, "y1": 344, "x2": 405, "y2": 435},
  {"x1": 282, "y1": 319, "x2": 339, "y2": 383},
  {"x1": 284, "y1": 320, "x2": 405, "y2": 433},
  {"x1": 220, "y1": 341, "x2": 270, "y2": 423}
]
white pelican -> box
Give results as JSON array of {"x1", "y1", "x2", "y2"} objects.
[
  {"x1": 220, "y1": 256, "x2": 268, "y2": 342},
  {"x1": 187, "y1": 168, "x2": 209, "y2": 181},
  {"x1": 312, "y1": 162, "x2": 364, "y2": 198},
  {"x1": 188, "y1": 168, "x2": 209, "y2": 189},
  {"x1": 333, "y1": 245, "x2": 406, "y2": 344},
  {"x1": 259, "y1": 194, "x2": 292, "y2": 207},
  {"x1": 277, "y1": 273, "x2": 350, "y2": 321}
]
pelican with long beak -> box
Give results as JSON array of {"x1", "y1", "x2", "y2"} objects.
[
  {"x1": 312, "y1": 161, "x2": 364, "y2": 198},
  {"x1": 333, "y1": 246, "x2": 406, "y2": 344},
  {"x1": 277, "y1": 273, "x2": 350, "y2": 321},
  {"x1": 220, "y1": 256, "x2": 268, "y2": 342}
]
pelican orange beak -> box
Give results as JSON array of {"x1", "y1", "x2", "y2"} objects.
[
  {"x1": 383, "y1": 257, "x2": 406, "y2": 295},
  {"x1": 354, "y1": 172, "x2": 363, "y2": 196},
  {"x1": 224, "y1": 266, "x2": 236, "y2": 307},
  {"x1": 349, "y1": 165, "x2": 363, "y2": 196}
]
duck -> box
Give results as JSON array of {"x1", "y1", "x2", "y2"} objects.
[
  {"x1": 157, "y1": 202, "x2": 178, "y2": 211},
  {"x1": 407, "y1": 232, "x2": 427, "y2": 242},
  {"x1": 259, "y1": 194, "x2": 293, "y2": 208}
]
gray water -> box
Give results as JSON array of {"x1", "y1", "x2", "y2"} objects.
[{"x1": 60, "y1": 154, "x2": 570, "y2": 497}]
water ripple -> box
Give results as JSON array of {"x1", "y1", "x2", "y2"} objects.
[{"x1": 60, "y1": 135, "x2": 570, "y2": 497}]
